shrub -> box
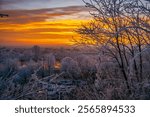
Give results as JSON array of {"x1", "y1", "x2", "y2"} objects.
[{"x1": 61, "y1": 57, "x2": 81, "y2": 79}]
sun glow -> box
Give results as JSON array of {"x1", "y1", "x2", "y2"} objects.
[{"x1": 0, "y1": 19, "x2": 90, "y2": 47}]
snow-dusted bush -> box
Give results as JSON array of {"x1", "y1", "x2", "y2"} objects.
[
  {"x1": 139, "y1": 49, "x2": 150, "y2": 80},
  {"x1": 47, "y1": 53, "x2": 56, "y2": 68},
  {"x1": 128, "y1": 47, "x2": 150, "y2": 82},
  {"x1": 75, "y1": 54, "x2": 97, "y2": 74},
  {"x1": 129, "y1": 81, "x2": 150, "y2": 99},
  {"x1": 32, "y1": 45, "x2": 41, "y2": 62},
  {"x1": 141, "y1": 62, "x2": 150, "y2": 79},
  {"x1": 96, "y1": 61, "x2": 121, "y2": 80},
  {"x1": 13, "y1": 67, "x2": 33, "y2": 85},
  {"x1": 0, "y1": 81, "x2": 7, "y2": 94},
  {"x1": 19, "y1": 54, "x2": 30, "y2": 66},
  {"x1": 47, "y1": 53, "x2": 56, "y2": 75},
  {"x1": 0, "y1": 64, "x2": 6, "y2": 77},
  {"x1": 61, "y1": 57, "x2": 81, "y2": 79},
  {"x1": 0, "y1": 58, "x2": 18, "y2": 79},
  {"x1": 36, "y1": 66, "x2": 49, "y2": 78}
]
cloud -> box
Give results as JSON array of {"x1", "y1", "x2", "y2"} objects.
[
  {"x1": 0, "y1": 0, "x2": 84, "y2": 10},
  {"x1": 0, "y1": 5, "x2": 91, "y2": 46},
  {"x1": 0, "y1": 6, "x2": 91, "y2": 24}
]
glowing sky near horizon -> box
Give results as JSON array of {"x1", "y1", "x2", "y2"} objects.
[{"x1": 0, "y1": 0, "x2": 91, "y2": 47}]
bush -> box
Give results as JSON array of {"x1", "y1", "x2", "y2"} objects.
[
  {"x1": 13, "y1": 67, "x2": 33, "y2": 85},
  {"x1": 61, "y1": 57, "x2": 81, "y2": 79}
]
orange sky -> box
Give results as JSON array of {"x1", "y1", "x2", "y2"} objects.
[
  {"x1": 0, "y1": 19, "x2": 88, "y2": 47},
  {"x1": 0, "y1": 4, "x2": 91, "y2": 47}
]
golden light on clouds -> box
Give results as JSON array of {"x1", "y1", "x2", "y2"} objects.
[
  {"x1": 0, "y1": 19, "x2": 90, "y2": 47},
  {"x1": 0, "y1": 5, "x2": 91, "y2": 47}
]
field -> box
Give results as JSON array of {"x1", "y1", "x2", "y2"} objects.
[{"x1": 0, "y1": 45, "x2": 150, "y2": 100}]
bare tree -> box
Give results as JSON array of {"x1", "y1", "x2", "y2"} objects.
[{"x1": 75, "y1": 0, "x2": 150, "y2": 93}]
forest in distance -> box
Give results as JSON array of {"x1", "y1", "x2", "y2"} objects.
[{"x1": 0, "y1": 0, "x2": 150, "y2": 100}]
